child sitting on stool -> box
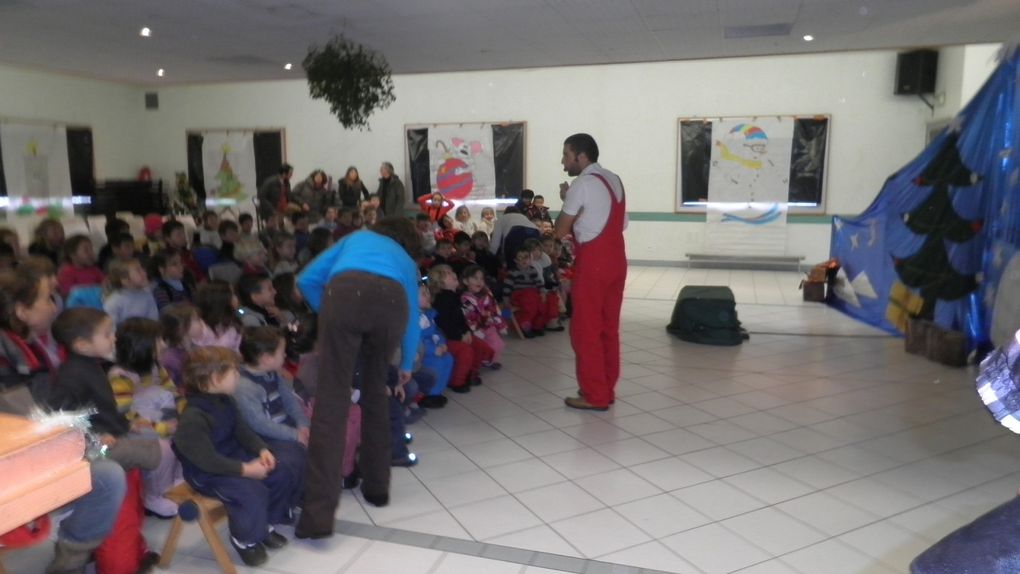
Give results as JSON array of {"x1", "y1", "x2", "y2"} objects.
[{"x1": 172, "y1": 346, "x2": 304, "y2": 568}]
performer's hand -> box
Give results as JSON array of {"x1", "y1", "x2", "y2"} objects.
[
  {"x1": 260, "y1": 449, "x2": 276, "y2": 471},
  {"x1": 297, "y1": 427, "x2": 310, "y2": 446},
  {"x1": 394, "y1": 384, "x2": 406, "y2": 402}
]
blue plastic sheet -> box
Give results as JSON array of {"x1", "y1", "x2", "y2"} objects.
[{"x1": 830, "y1": 47, "x2": 1020, "y2": 345}]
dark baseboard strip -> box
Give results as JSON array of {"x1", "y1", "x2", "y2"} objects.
[{"x1": 335, "y1": 519, "x2": 677, "y2": 574}]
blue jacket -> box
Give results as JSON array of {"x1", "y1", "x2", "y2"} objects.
[
  {"x1": 297, "y1": 230, "x2": 420, "y2": 372},
  {"x1": 419, "y1": 309, "x2": 447, "y2": 358}
]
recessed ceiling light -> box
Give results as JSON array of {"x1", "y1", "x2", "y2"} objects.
[
  {"x1": 284, "y1": 63, "x2": 293, "y2": 70},
  {"x1": 140, "y1": 27, "x2": 151, "y2": 37},
  {"x1": 157, "y1": 68, "x2": 164, "y2": 77},
  {"x1": 803, "y1": 34, "x2": 815, "y2": 42}
]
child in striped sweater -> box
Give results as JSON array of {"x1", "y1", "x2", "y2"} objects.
[{"x1": 503, "y1": 249, "x2": 552, "y2": 338}]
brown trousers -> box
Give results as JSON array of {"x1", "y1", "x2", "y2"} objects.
[{"x1": 297, "y1": 271, "x2": 408, "y2": 535}]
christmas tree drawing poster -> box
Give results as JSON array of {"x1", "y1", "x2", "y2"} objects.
[
  {"x1": 0, "y1": 123, "x2": 72, "y2": 200},
  {"x1": 200, "y1": 131, "x2": 257, "y2": 211}
]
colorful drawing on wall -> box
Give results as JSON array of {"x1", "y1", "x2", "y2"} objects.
[
  {"x1": 427, "y1": 125, "x2": 496, "y2": 200},
  {"x1": 708, "y1": 118, "x2": 793, "y2": 203},
  {"x1": 0, "y1": 123, "x2": 73, "y2": 203},
  {"x1": 703, "y1": 116, "x2": 794, "y2": 256},
  {"x1": 200, "y1": 132, "x2": 257, "y2": 214}
]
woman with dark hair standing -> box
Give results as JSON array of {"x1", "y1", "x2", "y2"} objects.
[
  {"x1": 337, "y1": 166, "x2": 369, "y2": 208},
  {"x1": 294, "y1": 216, "x2": 422, "y2": 539}
]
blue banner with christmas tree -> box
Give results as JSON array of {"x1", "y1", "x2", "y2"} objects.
[{"x1": 830, "y1": 46, "x2": 1020, "y2": 347}]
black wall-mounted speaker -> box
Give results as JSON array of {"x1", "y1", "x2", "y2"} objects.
[
  {"x1": 145, "y1": 91, "x2": 159, "y2": 110},
  {"x1": 895, "y1": 50, "x2": 938, "y2": 95}
]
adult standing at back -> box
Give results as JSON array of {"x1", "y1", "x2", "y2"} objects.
[
  {"x1": 257, "y1": 164, "x2": 294, "y2": 221},
  {"x1": 337, "y1": 166, "x2": 370, "y2": 208},
  {"x1": 554, "y1": 133, "x2": 628, "y2": 411},
  {"x1": 376, "y1": 162, "x2": 406, "y2": 217},
  {"x1": 291, "y1": 169, "x2": 334, "y2": 223}
]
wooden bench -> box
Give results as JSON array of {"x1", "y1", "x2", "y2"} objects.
[
  {"x1": 158, "y1": 483, "x2": 236, "y2": 574},
  {"x1": 685, "y1": 253, "x2": 806, "y2": 272}
]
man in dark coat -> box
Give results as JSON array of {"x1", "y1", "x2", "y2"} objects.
[
  {"x1": 376, "y1": 162, "x2": 406, "y2": 217},
  {"x1": 257, "y1": 164, "x2": 294, "y2": 221}
]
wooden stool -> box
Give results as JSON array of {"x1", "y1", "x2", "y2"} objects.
[{"x1": 158, "y1": 483, "x2": 236, "y2": 574}]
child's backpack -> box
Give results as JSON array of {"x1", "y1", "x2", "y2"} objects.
[{"x1": 666, "y1": 286, "x2": 746, "y2": 346}]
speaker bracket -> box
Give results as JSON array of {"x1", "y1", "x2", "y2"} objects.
[{"x1": 917, "y1": 93, "x2": 935, "y2": 114}]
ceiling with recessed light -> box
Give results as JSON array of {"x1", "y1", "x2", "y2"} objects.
[{"x1": 0, "y1": 0, "x2": 1016, "y2": 85}]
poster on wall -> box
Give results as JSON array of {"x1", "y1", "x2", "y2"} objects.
[
  {"x1": 187, "y1": 130, "x2": 284, "y2": 214},
  {"x1": 677, "y1": 116, "x2": 829, "y2": 209},
  {"x1": 427, "y1": 124, "x2": 497, "y2": 200},
  {"x1": 0, "y1": 123, "x2": 73, "y2": 201},
  {"x1": 200, "y1": 131, "x2": 257, "y2": 210},
  {"x1": 406, "y1": 122, "x2": 526, "y2": 205},
  {"x1": 704, "y1": 117, "x2": 793, "y2": 255}
]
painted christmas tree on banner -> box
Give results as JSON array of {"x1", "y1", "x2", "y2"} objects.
[{"x1": 892, "y1": 133, "x2": 983, "y2": 322}]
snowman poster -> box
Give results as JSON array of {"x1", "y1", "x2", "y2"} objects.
[
  {"x1": 704, "y1": 117, "x2": 794, "y2": 255},
  {"x1": 427, "y1": 124, "x2": 496, "y2": 200}
]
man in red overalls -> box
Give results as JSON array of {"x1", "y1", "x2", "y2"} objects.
[{"x1": 554, "y1": 134, "x2": 628, "y2": 411}]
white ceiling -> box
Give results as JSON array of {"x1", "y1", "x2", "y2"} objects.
[{"x1": 0, "y1": 0, "x2": 1017, "y2": 85}]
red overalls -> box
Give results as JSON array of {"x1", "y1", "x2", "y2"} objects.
[{"x1": 569, "y1": 173, "x2": 627, "y2": 408}]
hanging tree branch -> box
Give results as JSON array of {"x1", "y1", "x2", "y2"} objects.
[{"x1": 303, "y1": 35, "x2": 396, "y2": 131}]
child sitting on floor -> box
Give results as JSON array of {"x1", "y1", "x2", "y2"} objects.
[
  {"x1": 503, "y1": 248, "x2": 551, "y2": 338},
  {"x1": 234, "y1": 326, "x2": 311, "y2": 447},
  {"x1": 526, "y1": 238, "x2": 564, "y2": 332},
  {"x1": 104, "y1": 258, "x2": 159, "y2": 324},
  {"x1": 107, "y1": 317, "x2": 184, "y2": 517},
  {"x1": 238, "y1": 273, "x2": 293, "y2": 329},
  {"x1": 159, "y1": 302, "x2": 202, "y2": 389},
  {"x1": 428, "y1": 264, "x2": 493, "y2": 392},
  {"x1": 47, "y1": 309, "x2": 176, "y2": 511},
  {"x1": 172, "y1": 346, "x2": 305, "y2": 567},
  {"x1": 270, "y1": 232, "x2": 299, "y2": 276},
  {"x1": 417, "y1": 284, "x2": 452, "y2": 408},
  {"x1": 460, "y1": 264, "x2": 507, "y2": 367},
  {"x1": 56, "y1": 235, "x2": 104, "y2": 298},
  {"x1": 192, "y1": 280, "x2": 242, "y2": 350},
  {"x1": 150, "y1": 248, "x2": 193, "y2": 309}
]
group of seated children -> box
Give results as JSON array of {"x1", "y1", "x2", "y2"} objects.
[{"x1": 0, "y1": 190, "x2": 573, "y2": 569}]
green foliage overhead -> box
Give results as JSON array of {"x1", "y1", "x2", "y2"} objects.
[{"x1": 303, "y1": 35, "x2": 396, "y2": 131}]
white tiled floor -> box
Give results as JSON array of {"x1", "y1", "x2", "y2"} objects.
[{"x1": 5, "y1": 268, "x2": 1014, "y2": 574}]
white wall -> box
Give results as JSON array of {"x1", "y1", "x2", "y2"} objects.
[
  {"x1": 936, "y1": 43, "x2": 1001, "y2": 122},
  {"x1": 12, "y1": 47, "x2": 1003, "y2": 263},
  {"x1": 0, "y1": 64, "x2": 144, "y2": 179},
  {"x1": 138, "y1": 50, "x2": 937, "y2": 263},
  {"x1": 961, "y1": 44, "x2": 1002, "y2": 109}
]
